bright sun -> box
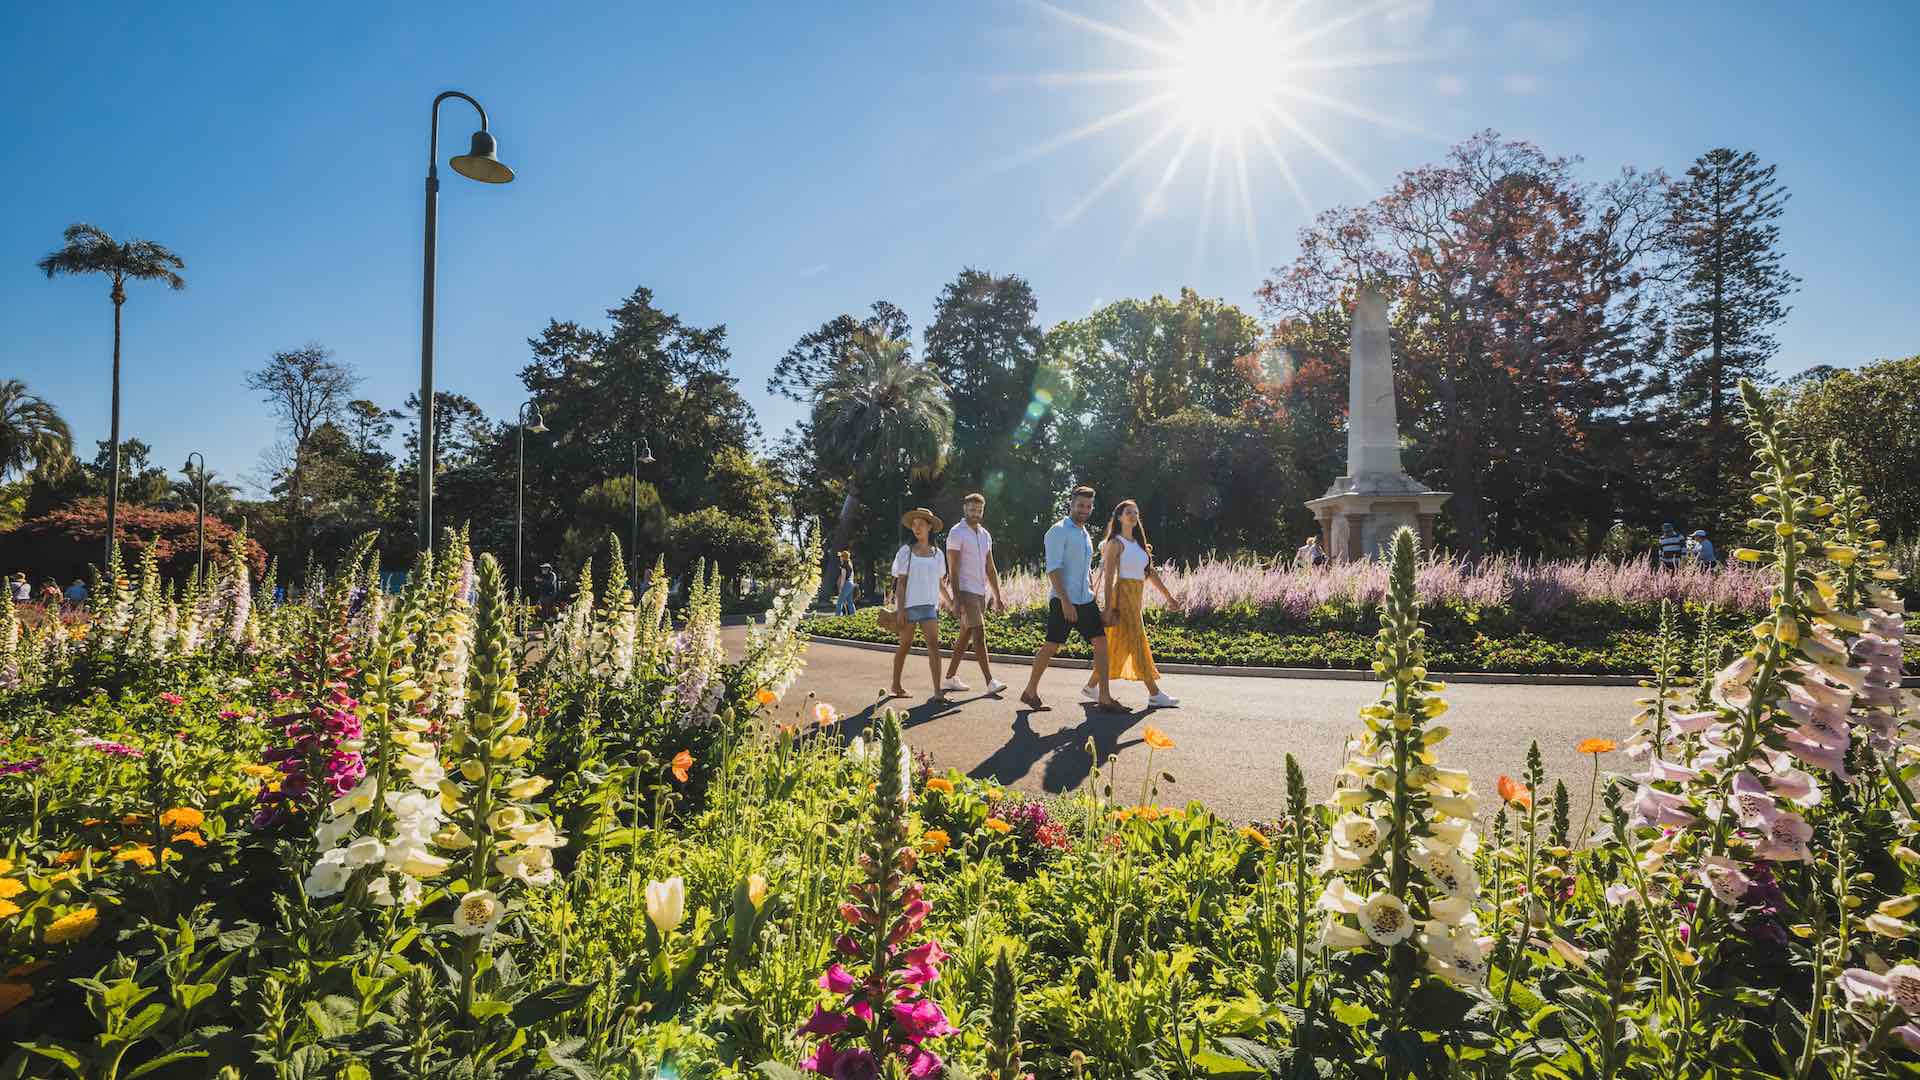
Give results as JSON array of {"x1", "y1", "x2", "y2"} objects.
[{"x1": 1169, "y1": 10, "x2": 1288, "y2": 133}]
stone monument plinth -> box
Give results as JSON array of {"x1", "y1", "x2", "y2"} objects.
[{"x1": 1304, "y1": 287, "x2": 1450, "y2": 560}]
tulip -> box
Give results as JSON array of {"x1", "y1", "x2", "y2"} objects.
[{"x1": 646, "y1": 876, "x2": 687, "y2": 934}]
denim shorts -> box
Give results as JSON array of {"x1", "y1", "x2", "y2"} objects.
[{"x1": 903, "y1": 604, "x2": 939, "y2": 623}]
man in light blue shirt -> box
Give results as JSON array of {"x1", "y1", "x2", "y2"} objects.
[{"x1": 1021, "y1": 485, "x2": 1119, "y2": 712}]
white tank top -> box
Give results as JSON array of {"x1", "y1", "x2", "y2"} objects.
[{"x1": 1115, "y1": 536, "x2": 1150, "y2": 580}]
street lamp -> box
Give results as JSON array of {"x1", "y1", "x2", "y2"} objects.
[
  {"x1": 184, "y1": 452, "x2": 207, "y2": 584},
  {"x1": 417, "y1": 89, "x2": 514, "y2": 556},
  {"x1": 515, "y1": 401, "x2": 547, "y2": 601},
  {"x1": 631, "y1": 438, "x2": 654, "y2": 586}
]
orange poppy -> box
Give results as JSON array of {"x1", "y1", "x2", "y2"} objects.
[
  {"x1": 1142, "y1": 727, "x2": 1176, "y2": 751},
  {"x1": 670, "y1": 750, "x2": 694, "y2": 783},
  {"x1": 1577, "y1": 738, "x2": 1618, "y2": 755},
  {"x1": 1497, "y1": 775, "x2": 1533, "y2": 809},
  {"x1": 754, "y1": 689, "x2": 777, "y2": 707}
]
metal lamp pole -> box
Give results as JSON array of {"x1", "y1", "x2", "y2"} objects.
[
  {"x1": 515, "y1": 401, "x2": 547, "y2": 601},
  {"x1": 632, "y1": 437, "x2": 654, "y2": 587},
  {"x1": 185, "y1": 451, "x2": 207, "y2": 584},
  {"x1": 418, "y1": 90, "x2": 514, "y2": 555}
]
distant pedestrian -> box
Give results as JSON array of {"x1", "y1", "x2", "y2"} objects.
[
  {"x1": 1296, "y1": 534, "x2": 1328, "y2": 568},
  {"x1": 888, "y1": 507, "x2": 953, "y2": 702},
  {"x1": 63, "y1": 578, "x2": 87, "y2": 605},
  {"x1": 834, "y1": 550, "x2": 857, "y2": 615},
  {"x1": 1657, "y1": 522, "x2": 1686, "y2": 570},
  {"x1": 9, "y1": 573, "x2": 28, "y2": 603},
  {"x1": 1688, "y1": 529, "x2": 1718, "y2": 569}
]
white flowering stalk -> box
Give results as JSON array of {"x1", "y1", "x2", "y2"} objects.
[
  {"x1": 1320, "y1": 527, "x2": 1487, "y2": 1013},
  {"x1": 0, "y1": 585, "x2": 19, "y2": 690},
  {"x1": 124, "y1": 544, "x2": 166, "y2": 663},
  {"x1": 633, "y1": 555, "x2": 671, "y2": 675},
  {"x1": 593, "y1": 536, "x2": 638, "y2": 686},
  {"x1": 743, "y1": 535, "x2": 822, "y2": 702},
  {"x1": 665, "y1": 561, "x2": 726, "y2": 729},
  {"x1": 547, "y1": 558, "x2": 596, "y2": 678},
  {"x1": 419, "y1": 536, "x2": 475, "y2": 722}
]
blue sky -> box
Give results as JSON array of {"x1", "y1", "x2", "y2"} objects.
[{"x1": 3, "y1": 2, "x2": 1915, "y2": 496}]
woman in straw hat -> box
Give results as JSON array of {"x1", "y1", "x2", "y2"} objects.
[{"x1": 889, "y1": 507, "x2": 955, "y2": 701}]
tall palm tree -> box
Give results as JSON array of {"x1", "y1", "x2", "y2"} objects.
[
  {"x1": 811, "y1": 331, "x2": 953, "y2": 599},
  {"x1": 0, "y1": 379, "x2": 75, "y2": 481},
  {"x1": 38, "y1": 224, "x2": 186, "y2": 567}
]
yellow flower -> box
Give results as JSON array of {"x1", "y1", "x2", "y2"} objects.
[
  {"x1": 1143, "y1": 726, "x2": 1175, "y2": 751},
  {"x1": 1577, "y1": 738, "x2": 1617, "y2": 755},
  {"x1": 983, "y1": 817, "x2": 1013, "y2": 834},
  {"x1": 1134, "y1": 804, "x2": 1165, "y2": 821},
  {"x1": 120, "y1": 814, "x2": 147, "y2": 826},
  {"x1": 921, "y1": 829, "x2": 951, "y2": 854},
  {"x1": 926, "y1": 777, "x2": 955, "y2": 795},
  {"x1": 171, "y1": 831, "x2": 207, "y2": 848},
  {"x1": 0, "y1": 859, "x2": 11, "y2": 874},
  {"x1": 53, "y1": 850, "x2": 83, "y2": 867},
  {"x1": 0, "y1": 900, "x2": 19, "y2": 919},
  {"x1": 239, "y1": 763, "x2": 279, "y2": 780},
  {"x1": 114, "y1": 845, "x2": 157, "y2": 868},
  {"x1": 0, "y1": 880, "x2": 23, "y2": 899},
  {"x1": 0, "y1": 982, "x2": 31, "y2": 1015},
  {"x1": 45, "y1": 907, "x2": 101, "y2": 944},
  {"x1": 1240, "y1": 826, "x2": 1272, "y2": 849},
  {"x1": 159, "y1": 807, "x2": 204, "y2": 830}
]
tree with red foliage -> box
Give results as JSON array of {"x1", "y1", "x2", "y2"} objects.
[
  {"x1": 1258, "y1": 131, "x2": 1668, "y2": 557},
  {"x1": 0, "y1": 499, "x2": 266, "y2": 586}
]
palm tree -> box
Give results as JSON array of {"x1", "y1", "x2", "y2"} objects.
[
  {"x1": 38, "y1": 224, "x2": 186, "y2": 567},
  {"x1": 0, "y1": 379, "x2": 75, "y2": 483},
  {"x1": 811, "y1": 331, "x2": 953, "y2": 600}
]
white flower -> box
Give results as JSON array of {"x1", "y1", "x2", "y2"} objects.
[
  {"x1": 451, "y1": 890, "x2": 505, "y2": 937},
  {"x1": 497, "y1": 845, "x2": 557, "y2": 886},
  {"x1": 507, "y1": 775, "x2": 552, "y2": 800},
  {"x1": 385, "y1": 842, "x2": 452, "y2": 879},
  {"x1": 315, "y1": 811, "x2": 360, "y2": 848},
  {"x1": 304, "y1": 848, "x2": 352, "y2": 899},
  {"x1": 386, "y1": 789, "x2": 442, "y2": 825},
  {"x1": 366, "y1": 872, "x2": 422, "y2": 908},
  {"x1": 1428, "y1": 895, "x2": 1473, "y2": 925},
  {"x1": 331, "y1": 775, "x2": 379, "y2": 817},
  {"x1": 1330, "y1": 815, "x2": 1385, "y2": 861},
  {"x1": 342, "y1": 835, "x2": 386, "y2": 868},
  {"x1": 1424, "y1": 922, "x2": 1492, "y2": 985},
  {"x1": 1429, "y1": 793, "x2": 1476, "y2": 819},
  {"x1": 1604, "y1": 883, "x2": 1639, "y2": 907},
  {"x1": 1318, "y1": 919, "x2": 1371, "y2": 952},
  {"x1": 1427, "y1": 767, "x2": 1472, "y2": 794},
  {"x1": 1318, "y1": 878, "x2": 1366, "y2": 914},
  {"x1": 1698, "y1": 855, "x2": 1752, "y2": 905},
  {"x1": 646, "y1": 876, "x2": 687, "y2": 934},
  {"x1": 401, "y1": 753, "x2": 446, "y2": 788},
  {"x1": 510, "y1": 818, "x2": 567, "y2": 849},
  {"x1": 1425, "y1": 817, "x2": 1479, "y2": 855},
  {"x1": 847, "y1": 736, "x2": 867, "y2": 760},
  {"x1": 1414, "y1": 842, "x2": 1479, "y2": 899},
  {"x1": 1359, "y1": 892, "x2": 1415, "y2": 947}
]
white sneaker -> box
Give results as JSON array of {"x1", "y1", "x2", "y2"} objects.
[
  {"x1": 1080, "y1": 685, "x2": 1098, "y2": 703},
  {"x1": 1148, "y1": 692, "x2": 1180, "y2": 708},
  {"x1": 942, "y1": 676, "x2": 970, "y2": 692},
  {"x1": 985, "y1": 678, "x2": 1008, "y2": 695}
]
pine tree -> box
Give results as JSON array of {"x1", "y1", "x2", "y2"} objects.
[{"x1": 1658, "y1": 149, "x2": 1799, "y2": 520}]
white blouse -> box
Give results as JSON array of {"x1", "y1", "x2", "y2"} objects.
[
  {"x1": 890, "y1": 545, "x2": 946, "y2": 609},
  {"x1": 1114, "y1": 536, "x2": 1150, "y2": 580}
]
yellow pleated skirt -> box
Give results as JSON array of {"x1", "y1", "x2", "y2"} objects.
[{"x1": 1107, "y1": 578, "x2": 1160, "y2": 682}]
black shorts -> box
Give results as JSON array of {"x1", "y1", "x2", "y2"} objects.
[{"x1": 1045, "y1": 598, "x2": 1105, "y2": 645}]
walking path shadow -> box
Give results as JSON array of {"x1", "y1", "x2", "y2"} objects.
[{"x1": 971, "y1": 705, "x2": 1144, "y2": 794}]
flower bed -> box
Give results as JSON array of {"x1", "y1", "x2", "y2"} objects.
[{"x1": 2, "y1": 385, "x2": 1920, "y2": 1078}]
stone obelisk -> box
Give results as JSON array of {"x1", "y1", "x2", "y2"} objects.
[{"x1": 1304, "y1": 286, "x2": 1450, "y2": 560}]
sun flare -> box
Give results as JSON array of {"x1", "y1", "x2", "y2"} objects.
[{"x1": 1168, "y1": 9, "x2": 1290, "y2": 135}]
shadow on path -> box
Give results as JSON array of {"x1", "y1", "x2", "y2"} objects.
[{"x1": 972, "y1": 705, "x2": 1144, "y2": 794}]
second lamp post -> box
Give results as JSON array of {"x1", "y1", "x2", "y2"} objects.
[{"x1": 515, "y1": 401, "x2": 547, "y2": 601}]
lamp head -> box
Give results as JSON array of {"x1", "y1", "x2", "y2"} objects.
[
  {"x1": 525, "y1": 404, "x2": 547, "y2": 434},
  {"x1": 638, "y1": 440, "x2": 656, "y2": 466},
  {"x1": 451, "y1": 130, "x2": 514, "y2": 184}
]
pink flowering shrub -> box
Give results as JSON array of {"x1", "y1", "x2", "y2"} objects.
[{"x1": 252, "y1": 604, "x2": 363, "y2": 828}]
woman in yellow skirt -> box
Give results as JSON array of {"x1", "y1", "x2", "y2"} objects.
[{"x1": 1082, "y1": 499, "x2": 1182, "y2": 709}]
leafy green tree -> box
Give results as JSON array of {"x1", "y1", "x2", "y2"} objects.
[
  {"x1": 37, "y1": 223, "x2": 185, "y2": 566},
  {"x1": 1045, "y1": 288, "x2": 1262, "y2": 437},
  {"x1": 84, "y1": 439, "x2": 171, "y2": 507},
  {"x1": 1655, "y1": 148, "x2": 1800, "y2": 516},
  {"x1": 1780, "y1": 355, "x2": 1920, "y2": 539},
  {"x1": 0, "y1": 379, "x2": 73, "y2": 482},
  {"x1": 768, "y1": 301, "x2": 912, "y2": 403},
  {"x1": 811, "y1": 331, "x2": 953, "y2": 594},
  {"x1": 668, "y1": 505, "x2": 779, "y2": 581},
  {"x1": 247, "y1": 344, "x2": 360, "y2": 569}
]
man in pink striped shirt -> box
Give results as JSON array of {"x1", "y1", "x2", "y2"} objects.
[{"x1": 942, "y1": 492, "x2": 1007, "y2": 696}]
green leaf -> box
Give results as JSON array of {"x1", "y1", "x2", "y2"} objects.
[
  {"x1": 217, "y1": 924, "x2": 260, "y2": 951},
  {"x1": 468, "y1": 997, "x2": 514, "y2": 1021},
  {"x1": 125, "y1": 1051, "x2": 211, "y2": 1079},
  {"x1": 1211, "y1": 1037, "x2": 1289, "y2": 1073},
  {"x1": 755, "y1": 1065, "x2": 807, "y2": 1080},
  {"x1": 19, "y1": 1042, "x2": 87, "y2": 1074},
  {"x1": 511, "y1": 982, "x2": 594, "y2": 1028},
  {"x1": 1331, "y1": 999, "x2": 1375, "y2": 1027}
]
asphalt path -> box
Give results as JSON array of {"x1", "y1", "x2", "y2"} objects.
[{"x1": 725, "y1": 628, "x2": 1650, "y2": 823}]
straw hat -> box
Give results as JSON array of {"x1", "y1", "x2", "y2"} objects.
[{"x1": 900, "y1": 507, "x2": 944, "y2": 531}]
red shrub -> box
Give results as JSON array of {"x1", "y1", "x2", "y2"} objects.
[{"x1": 0, "y1": 499, "x2": 267, "y2": 586}]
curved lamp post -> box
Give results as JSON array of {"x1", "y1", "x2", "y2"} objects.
[
  {"x1": 418, "y1": 90, "x2": 514, "y2": 555},
  {"x1": 515, "y1": 401, "x2": 547, "y2": 601},
  {"x1": 630, "y1": 438, "x2": 654, "y2": 588},
  {"x1": 184, "y1": 451, "x2": 207, "y2": 585}
]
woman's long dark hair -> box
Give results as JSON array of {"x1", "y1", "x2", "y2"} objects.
[{"x1": 1102, "y1": 499, "x2": 1152, "y2": 555}]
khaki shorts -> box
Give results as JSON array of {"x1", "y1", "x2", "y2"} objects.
[{"x1": 955, "y1": 591, "x2": 987, "y2": 628}]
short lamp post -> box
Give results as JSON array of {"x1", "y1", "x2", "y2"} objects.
[
  {"x1": 631, "y1": 437, "x2": 654, "y2": 587},
  {"x1": 184, "y1": 451, "x2": 207, "y2": 585},
  {"x1": 417, "y1": 89, "x2": 514, "y2": 556},
  {"x1": 515, "y1": 401, "x2": 547, "y2": 601}
]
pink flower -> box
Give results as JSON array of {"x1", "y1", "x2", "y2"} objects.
[
  {"x1": 158, "y1": 692, "x2": 184, "y2": 708},
  {"x1": 892, "y1": 998, "x2": 955, "y2": 1041},
  {"x1": 1697, "y1": 856, "x2": 1752, "y2": 905},
  {"x1": 904, "y1": 1048, "x2": 944, "y2": 1078},
  {"x1": 1729, "y1": 772, "x2": 1779, "y2": 830},
  {"x1": 1754, "y1": 810, "x2": 1813, "y2": 862},
  {"x1": 1629, "y1": 783, "x2": 1695, "y2": 829},
  {"x1": 800, "y1": 1006, "x2": 850, "y2": 1036},
  {"x1": 818, "y1": 964, "x2": 855, "y2": 994}
]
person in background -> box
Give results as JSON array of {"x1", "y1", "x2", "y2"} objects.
[
  {"x1": 888, "y1": 507, "x2": 954, "y2": 702},
  {"x1": 63, "y1": 578, "x2": 87, "y2": 606},
  {"x1": 1657, "y1": 522, "x2": 1686, "y2": 570},
  {"x1": 1085, "y1": 499, "x2": 1181, "y2": 709},
  {"x1": 1688, "y1": 529, "x2": 1718, "y2": 569},
  {"x1": 834, "y1": 550, "x2": 857, "y2": 615},
  {"x1": 9, "y1": 572, "x2": 29, "y2": 602},
  {"x1": 942, "y1": 493, "x2": 1008, "y2": 696},
  {"x1": 1021, "y1": 485, "x2": 1120, "y2": 713},
  {"x1": 1296, "y1": 533, "x2": 1328, "y2": 568}
]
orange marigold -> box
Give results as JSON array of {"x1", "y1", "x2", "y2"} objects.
[
  {"x1": 5, "y1": 961, "x2": 48, "y2": 977},
  {"x1": 114, "y1": 845, "x2": 156, "y2": 868},
  {"x1": 0, "y1": 900, "x2": 19, "y2": 919},
  {"x1": 53, "y1": 850, "x2": 83, "y2": 866},
  {"x1": 1497, "y1": 775, "x2": 1533, "y2": 809},
  {"x1": 159, "y1": 807, "x2": 204, "y2": 830},
  {"x1": 0, "y1": 880, "x2": 22, "y2": 900},
  {"x1": 1577, "y1": 738, "x2": 1618, "y2": 755},
  {"x1": 983, "y1": 817, "x2": 1013, "y2": 834},
  {"x1": 44, "y1": 907, "x2": 100, "y2": 944},
  {"x1": 1142, "y1": 727, "x2": 1176, "y2": 751},
  {"x1": 171, "y1": 831, "x2": 207, "y2": 848},
  {"x1": 921, "y1": 829, "x2": 951, "y2": 854},
  {"x1": 754, "y1": 688, "x2": 777, "y2": 707},
  {"x1": 925, "y1": 777, "x2": 955, "y2": 795}
]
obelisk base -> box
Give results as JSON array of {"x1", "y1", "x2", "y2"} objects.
[{"x1": 1306, "y1": 484, "x2": 1452, "y2": 561}]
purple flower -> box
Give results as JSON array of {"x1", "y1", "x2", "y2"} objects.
[{"x1": 0, "y1": 757, "x2": 45, "y2": 777}]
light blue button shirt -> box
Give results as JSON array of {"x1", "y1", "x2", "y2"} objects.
[{"x1": 1044, "y1": 516, "x2": 1095, "y2": 605}]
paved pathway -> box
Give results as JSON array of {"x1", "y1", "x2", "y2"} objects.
[{"x1": 727, "y1": 629, "x2": 1649, "y2": 822}]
